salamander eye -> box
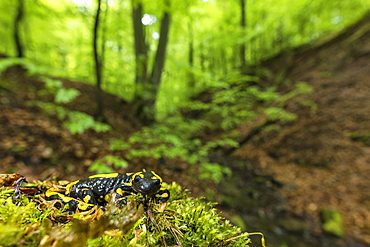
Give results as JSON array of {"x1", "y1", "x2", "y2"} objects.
[
  {"x1": 134, "y1": 176, "x2": 141, "y2": 182},
  {"x1": 154, "y1": 179, "x2": 160, "y2": 185}
]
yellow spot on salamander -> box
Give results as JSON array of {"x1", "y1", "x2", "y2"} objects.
[
  {"x1": 78, "y1": 202, "x2": 90, "y2": 211},
  {"x1": 159, "y1": 193, "x2": 169, "y2": 198},
  {"x1": 105, "y1": 194, "x2": 110, "y2": 202},
  {"x1": 116, "y1": 188, "x2": 123, "y2": 196},
  {"x1": 151, "y1": 171, "x2": 162, "y2": 183},
  {"x1": 83, "y1": 195, "x2": 91, "y2": 203},
  {"x1": 89, "y1": 173, "x2": 119, "y2": 179},
  {"x1": 130, "y1": 172, "x2": 144, "y2": 183},
  {"x1": 65, "y1": 180, "x2": 79, "y2": 194}
]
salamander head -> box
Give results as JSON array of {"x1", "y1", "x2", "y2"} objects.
[{"x1": 131, "y1": 171, "x2": 162, "y2": 195}]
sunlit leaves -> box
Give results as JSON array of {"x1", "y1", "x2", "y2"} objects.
[
  {"x1": 55, "y1": 88, "x2": 81, "y2": 104},
  {"x1": 0, "y1": 0, "x2": 368, "y2": 117},
  {"x1": 43, "y1": 77, "x2": 63, "y2": 90},
  {"x1": 63, "y1": 111, "x2": 111, "y2": 134},
  {"x1": 264, "y1": 107, "x2": 297, "y2": 123},
  {"x1": 109, "y1": 138, "x2": 131, "y2": 151},
  {"x1": 0, "y1": 58, "x2": 24, "y2": 75}
]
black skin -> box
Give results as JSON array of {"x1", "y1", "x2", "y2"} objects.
[{"x1": 45, "y1": 171, "x2": 170, "y2": 212}]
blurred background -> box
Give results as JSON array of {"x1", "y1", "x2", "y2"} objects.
[{"x1": 1, "y1": 0, "x2": 370, "y2": 246}]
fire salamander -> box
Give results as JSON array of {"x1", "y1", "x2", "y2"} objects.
[{"x1": 45, "y1": 171, "x2": 170, "y2": 212}]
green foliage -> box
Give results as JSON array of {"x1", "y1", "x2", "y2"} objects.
[
  {"x1": 107, "y1": 121, "x2": 237, "y2": 183},
  {"x1": 104, "y1": 78, "x2": 311, "y2": 183},
  {"x1": 0, "y1": 58, "x2": 52, "y2": 76},
  {"x1": 39, "y1": 77, "x2": 81, "y2": 104},
  {"x1": 0, "y1": 58, "x2": 24, "y2": 75},
  {"x1": 182, "y1": 76, "x2": 312, "y2": 131},
  {"x1": 26, "y1": 76, "x2": 111, "y2": 135},
  {"x1": 109, "y1": 138, "x2": 131, "y2": 151},
  {"x1": 62, "y1": 111, "x2": 111, "y2": 134},
  {"x1": 89, "y1": 155, "x2": 129, "y2": 173},
  {"x1": 1, "y1": 0, "x2": 369, "y2": 115},
  {"x1": 42, "y1": 77, "x2": 63, "y2": 91},
  {"x1": 28, "y1": 101, "x2": 67, "y2": 120},
  {"x1": 321, "y1": 209, "x2": 344, "y2": 237},
  {"x1": 350, "y1": 131, "x2": 370, "y2": 145},
  {"x1": 28, "y1": 101, "x2": 111, "y2": 134},
  {"x1": 55, "y1": 87, "x2": 81, "y2": 104},
  {"x1": 263, "y1": 107, "x2": 297, "y2": 122},
  {"x1": 0, "y1": 58, "x2": 109, "y2": 135}
]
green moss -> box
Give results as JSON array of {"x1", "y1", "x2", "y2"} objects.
[
  {"x1": 0, "y1": 182, "x2": 255, "y2": 247},
  {"x1": 0, "y1": 189, "x2": 49, "y2": 246}
]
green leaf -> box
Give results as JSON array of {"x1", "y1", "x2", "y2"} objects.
[
  {"x1": 55, "y1": 88, "x2": 80, "y2": 104},
  {"x1": 89, "y1": 160, "x2": 114, "y2": 174},
  {"x1": 103, "y1": 155, "x2": 129, "y2": 169}
]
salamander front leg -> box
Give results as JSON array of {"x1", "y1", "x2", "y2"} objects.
[
  {"x1": 155, "y1": 187, "x2": 170, "y2": 203},
  {"x1": 115, "y1": 188, "x2": 134, "y2": 207}
]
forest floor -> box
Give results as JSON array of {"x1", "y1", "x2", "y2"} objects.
[
  {"x1": 1, "y1": 15, "x2": 370, "y2": 247},
  {"x1": 231, "y1": 16, "x2": 370, "y2": 246}
]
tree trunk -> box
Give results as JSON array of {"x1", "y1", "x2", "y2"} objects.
[
  {"x1": 188, "y1": 21, "x2": 195, "y2": 89},
  {"x1": 132, "y1": 2, "x2": 149, "y2": 124},
  {"x1": 142, "y1": 10, "x2": 170, "y2": 125},
  {"x1": 132, "y1": 2, "x2": 171, "y2": 126},
  {"x1": 150, "y1": 11, "x2": 170, "y2": 89},
  {"x1": 93, "y1": 0, "x2": 105, "y2": 121},
  {"x1": 132, "y1": 3, "x2": 148, "y2": 85},
  {"x1": 240, "y1": 0, "x2": 246, "y2": 72},
  {"x1": 200, "y1": 43, "x2": 205, "y2": 72},
  {"x1": 14, "y1": 0, "x2": 24, "y2": 58},
  {"x1": 101, "y1": 0, "x2": 108, "y2": 71}
]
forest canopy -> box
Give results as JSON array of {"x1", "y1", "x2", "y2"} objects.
[{"x1": 0, "y1": 0, "x2": 369, "y2": 120}]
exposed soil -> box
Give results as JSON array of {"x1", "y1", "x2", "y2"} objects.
[
  {"x1": 0, "y1": 68, "x2": 195, "y2": 192},
  {"x1": 230, "y1": 15, "x2": 370, "y2": 246},
  {"x1": 1, "y1": 13, "x2": 370, "y2": 247}
]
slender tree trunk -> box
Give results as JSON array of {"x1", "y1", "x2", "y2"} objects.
[
  {"x1": 240, "y1": 0, "x2": 246, "y2": 72},
  {"x1": 14, "y1": 0, "x2": 24, "y2": 58},
  {"x1": 101, "y1": 1, "x2": 108, "y2": 71},
  {"x1": 132, "y1": 2, "x2": 149, "y2": 123},
  {"x1": 150, "y1": 12, "x2": 170, "y2": 89},
  {"x1": 140, "y1": 10, "x2": 170, "y2": 125},
  {"x1": 200, "y1": 43, "x2": 205, "y2": 72},
  {"x1": 220, "y1": 48, "x2": 227, "y2": 76},
  {"x1": 132, "y1": 3, "x2": 148, "y2": 85},
  {"x1": 277, "y1": 21, "x2": 283, "y2": 52},
  {"x1": 93, "y1": 0, "x2": 104, "y2": 121},
  {"x1": 259, "y1": 13, "x2": 266, "y2": 61},
  {"x1": 187, "y1": 21, "x2": 195, "y2": 89}
]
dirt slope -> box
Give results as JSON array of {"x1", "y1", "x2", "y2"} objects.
[
  {"x1": 0, "y1": 68, "x2": 191, "y2": 189},
  {"x1": 234, "y1": 17, "x2": 370, "y2": 245}
]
